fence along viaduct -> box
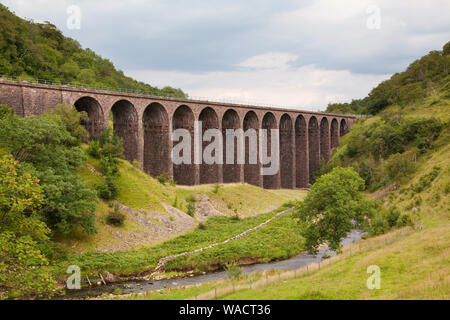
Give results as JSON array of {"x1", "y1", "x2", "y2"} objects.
[{"x1": 0, "y1": 79, "x2": 356, "y2": 189}]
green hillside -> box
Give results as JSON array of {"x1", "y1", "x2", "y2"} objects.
[
  {"x1": 0, "y1": 4, "x2": 186, "y2": 98},
  {"x1": 326, "y1": 41, "x2": 450, "y2": 115}
]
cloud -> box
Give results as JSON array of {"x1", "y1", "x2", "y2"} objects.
[
  {"x1": 238, "y1": 52, "x2": 298, "y2": 69},
  {"x1": 2, "y1": 0, "x2": 448, "y2": 109},
  {"x1": 127, "y1": 60, "x2": 389, "y2": 110}
]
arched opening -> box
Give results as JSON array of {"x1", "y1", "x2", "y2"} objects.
[
  {"x1": 340, "y1": 119, "x2": 349, "y2": 136},
  {"x1": 143, "y1": 103, "x2": 170, "y2": 178},
  {"x1": 308, "y1": 116, "x2": 320, "y2": 182},
  {"x1": 222, "y1": 109, "x2": 241, "y2": 183},
  {"x1": 74, "y1": 96, "x2": 104, "y2": 138},
  {"x1": 199, "y1": 107, "x2": 219, "y2": 184},
  {"x1": 243, "y1": 111, "x2": 260, "y2": 186},
  {"x1": 262, "y1": 112, "x2": 279, "y2": 189},
  {"x1": 331, "y1": 118, "x2": 339, "y2": 149},
  {"x1": 295, "y1": 115, "x2": 308, "y2": 188},
  {"x1": 172, "y1": 105, "x2": 195, "y2": 185},
  {"x1": 110, "y1": 100, "x2": 139, "y2": 162},
  {"x1": 279, "y1": 114, "x2": 293, "y2": 189},
  {"x1": 320, "y1": 117, "x2": 330, "y2": 162}
]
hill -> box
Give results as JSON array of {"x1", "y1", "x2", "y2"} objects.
[
  {"x1": 0, "y1": 4, "x2": 186, "y2": 98},
  {"x1": 326, "y1": 41, "x2": 450, "y2": 115}
]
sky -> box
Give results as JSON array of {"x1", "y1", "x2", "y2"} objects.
[{"x1": 3, "y1": 0, "x2": 450, "y2": 110}]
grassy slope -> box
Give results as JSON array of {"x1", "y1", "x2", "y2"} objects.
[
  {"x1": 119, "y1": 96, "x2": 449, "y2": 300},
  {"x1": 219, "y1": 98, "x2": 450, "y2": 300}
]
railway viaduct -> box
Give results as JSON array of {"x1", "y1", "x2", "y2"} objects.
[{"x1": 0, "y1": 79, "x2": 356, "y2": 189}]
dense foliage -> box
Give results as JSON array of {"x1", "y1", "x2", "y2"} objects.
[
  {"x1": 319, "y1": 114, "x2": 445, "y2": 190},
  {"x1": 0, "y1": 105, "x2": 97, "y2": 235},
  {"x1": 0, "y1": 4, "x2": 186, "y2": 98},
  {"x1": 0, "y1": 155, "x2": 56, "y2": 298},
  {"x1": 326, "y1": 41, "x2": 450, "y2": 115}
]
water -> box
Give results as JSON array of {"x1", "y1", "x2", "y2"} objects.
[{"x1": 61, "y1": 229, "x2": 364, "y2": 299}]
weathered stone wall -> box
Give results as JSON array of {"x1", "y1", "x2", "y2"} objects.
[{"x1": 0, "y1": 79, "x2": 356, "y2": 189}]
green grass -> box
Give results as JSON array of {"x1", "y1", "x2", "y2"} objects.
[{"x1": 53, "y1": 204, "x2": 303, "y2": 279}]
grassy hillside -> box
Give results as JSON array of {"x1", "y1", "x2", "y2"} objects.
[
  {"x1": 57, "y1": 149, "x2": 306, "y2": 255},
  {"x1": 0, "y1": 4, "x2": 186, "y2": 98},
  {"x1": 326, "y1": 41, "x2": 450, "y2": 115}
]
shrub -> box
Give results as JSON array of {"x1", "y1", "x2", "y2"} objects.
[
  {"x1": 413, "y1": 166, "x2": 441, "y2": 192},
  {"x1": 224, "y1": 261, "x2": 243, "y2": 279},
  {"x1": 106, "y1": 205, "x2": 126, "y2": 226},
  {"x1": 157, "y1": 173, "x2": 168, "y2": 184},
  {"x1": 96, "y1": 178, "x2": 119, "y2": 200},
  {"x1": 212, "y1": 183, "x2": 220, "y2": 194},
  {"x1": 384, "y1": 152, "x2": 417, "y2": 182},
  {"x1": 198, "y1": 223, "x2": 207, "y2": 230},
  {"x1": 169, "y1": 179, "x2": 177, "y2": 186},
  {"x1": 397, "y1": 214, "x2": 413, "y2": 227},
  {"x1": 87, "y1": 140, "x2": 101, "y2": 159}
]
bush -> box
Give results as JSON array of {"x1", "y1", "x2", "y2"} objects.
[
  {"x1": 212, "y1": 183, "x2": 220, "y2": 194},
  {"x1": 384, "y1": 151, "x2": 417, "y2": 182},
  {"x1": 87, "y1": 140, "x2": 101, "y2": 159},
  {"x1": 186, "y1": 195, "x2": 197, "y2": 217},
  {"x1": 198, "y1": 223, "x2": 207, "y2": 230},
  {"x1": 157, "y1": 173, "x2": 168, "y2": 184},
  {"x1": 224, "y1": 261, "x2": 243, "y2": 279},
  {"x1": 106, "y1": 205, "x2": 126, "y2": 226},
  {"x1": 96, "y1": 178, "x2": 118, "y2": 200},
  {"x1": 413, "y1": 166, "x2": 441, "y2": 193}
]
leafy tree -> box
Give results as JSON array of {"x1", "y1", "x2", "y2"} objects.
[
  {"x1": 294, "y1": 167, "x2": 376, "y2": 254},
  {"x1": 0, "y1": 155, "x2": 56, "y2": 297},
  {"x1": 0, "y1": 108, "x2": 97, "y2": 235},
  {"x1": 47, "y1": 104, "x2": 89, "y2": 143}
]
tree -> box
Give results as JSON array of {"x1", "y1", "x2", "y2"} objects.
[
  {"x1": 0, "y1": 155, "x2": 56, "y2": 297},
  {"x1": 0, "y1": 109, "x2": 98, "y2": 235},
  {"x1": 294, "y1": 167, "x2": 376, "y2": 254}
]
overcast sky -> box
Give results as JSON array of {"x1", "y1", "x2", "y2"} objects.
[{"x1": 3, "y1": 0, "x2": 450, "y2": 110}]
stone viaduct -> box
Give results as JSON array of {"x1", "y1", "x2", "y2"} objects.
[{"x1": 0, "y1": 79, "x2": 356, "y2": 189}]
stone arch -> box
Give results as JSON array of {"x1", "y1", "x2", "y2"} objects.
[
  {"x1": 199, "y1": 107, "x2": 219, "y2": 184},
  {"x1": 243, "y1": 111, "x2": 260, "y2": 186},
  {"x1": 110, "y1": 99, "x2": 139, "y2": 162},
  {"x1": 340, "y1": 119, "x2": 349, "y2": 136},
  {"x1": 308, "y1": 116, "x2": 320, "y2": 182},
  {"x1": 279, "y1": 114, "x2": 294, "y2": 189},
  {"x1": 320, "y1": 117, "x2": 330, "y2": 162},
  {"x1": 262, "y1": 112, "x2": 279, "y2": 189},
  {"x1": 222, "y1": 109, "x2": 241, "y2": 183},
  {"x1": 295, "y1": 115, "x2": 308, "y2": 188},
  {"x1": 331, "y1": 118, "x2": 339, "y2": 149},
  {"x1": 74, "y1": 96, "x2": 104, "y2": 138},
  {"x1": 143, "y1": 103, "x2": 170, "y2": 178},
  {"x1": 172, "y1": 105, "x2": 195, "y2": 185}
]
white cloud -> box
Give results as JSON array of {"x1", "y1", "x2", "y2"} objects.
[
  {"x1": 238, "y1": 52, "x2": 298, "y2": 69},
  {"x1": 127, "y1": 60, "x2": 389, "y2": 110}
]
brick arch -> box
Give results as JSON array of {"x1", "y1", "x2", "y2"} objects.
[
  {"x1": 331, "y1": 118, "x2": 339, "y2": 149},
  {"x1": 262, "y1": 112, "x2": 279, "y2": 189},
  {"x1": 320, "y1": 117, "x2": 330, "y2": 162},
  {"x1": 110, "y1": 99, "x2": 139, "y2": 162},
  {"x1": 199, "y1": 107, "x2": 219, "y2": 184},
  {"x1": 295, "y1": 115, "x2": 308, "y2": 188},
  {"x1": 74, "y1": 96, "x2": 104, "y2": 138},
  {"x1": 143, "y1": 102, "x2": 170, "y2": 178},
  {"x1": 340, "y1": 119, "x2": 349, "y2": 136},
  {"x1": 222, "y1": 109, "x2": 241, "y2": 183},
  {"x1": 172, "y1": 105, "x2": 195, "y2": 185},
  {"x1": 308, "y1": 116, "x2": 320, "y2": 182},
  {"x1": 243, "y1": 110, "x2": 260, "y2": 186},
  {"x1": 279, "y1": 113, "x2": 294, "y2": 189}
]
